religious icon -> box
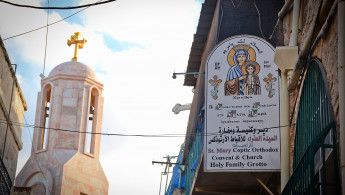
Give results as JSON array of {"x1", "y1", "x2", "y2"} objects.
[
  {"x1": 241, "y1": 61, "x2": 261, "y2": 95},
  {"x1": 209, "y1": 75, "x2": 222, "y2": 100},
  {"x1": 224, "y1": 44, "x2": 256, "y2": 96},
  {"x1": 263, "y1": 73, "x2": 277, "y2": 98}
]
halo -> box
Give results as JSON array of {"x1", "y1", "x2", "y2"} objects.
[
  {"x1": 227, "y1": 45, "x2": 256, "y2": 66},
  {"x1": 241, "y1": 61, "x2": 260, "y2": 75}
]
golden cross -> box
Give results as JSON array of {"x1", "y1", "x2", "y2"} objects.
[{"x1": 67, "y1": 32, "x2": 87, "y2": 61}]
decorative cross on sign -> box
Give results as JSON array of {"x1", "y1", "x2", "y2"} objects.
[
  {"x1": 263, "y1": 73, "x2": 277, "y2": 98},
  {"x1": 67, "y1": 32, "x2": 87, "y2": 61},
  {"x1": 209, "y1": 75, "x2": 222, "y2": 100}
]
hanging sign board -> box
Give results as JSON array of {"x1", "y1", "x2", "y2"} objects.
[{"x1": 205, "y1": 35, "x2": 280, "y2": 172}]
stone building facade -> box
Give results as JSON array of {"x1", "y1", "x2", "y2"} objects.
[{"x1": 0, "y1": 35, "x2": 27, "y2": 194}]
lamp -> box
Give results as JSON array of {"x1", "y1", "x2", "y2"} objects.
[{"x1": 172, "y1": 71, "x2": 204, "y2": 79}]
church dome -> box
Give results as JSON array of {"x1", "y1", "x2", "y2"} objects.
[{"x1": 48, "y1": 61, "x2": 97, "y2": 80}]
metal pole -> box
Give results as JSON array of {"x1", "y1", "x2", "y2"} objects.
[
  {"x1": 165, "y1": 162, "x2": 170, "y2": 194},
  {"x1": 289, "y1": 0, "x2": 300, "y2": 47},
  {"x1": 159, "y1": 173, "x2": 163, "y2": 195},
  {"x1": 280, "y1": 71, "x2": 290, "y2": 190},
  {"x1": 2, "y1": 64, "x2": 17, "y2": 160},
  {"x1": 153, "y1": 155, "x2": 177, "y2": 194},
  {"x1": 338, "y1": 2, "x2": 345, "y2": 195}
]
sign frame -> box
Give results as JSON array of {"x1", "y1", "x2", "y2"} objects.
[{"x1": 204, "y1": 35, "x2": 281, "y2": 172}]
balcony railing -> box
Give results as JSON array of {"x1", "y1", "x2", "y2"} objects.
[
  {"x1": 282, "y1": 121, "x2": 339, "y2": 194},
  {"x1": 165, "y1": 108, "x2": 204, "y2": 195},
  {"x1": 185, "y1": 132, "x2": 203, "y2": 195},
  {"x1": 185, "y1": 109, "x2": 204, "y2": 195}
]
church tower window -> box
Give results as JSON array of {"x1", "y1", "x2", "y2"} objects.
[
  {"x1": 39, "y1": 84, "x2": 51, "y2": 150},
  {"x1": 86, "y1": 88, "x2": 98, "y2": 154}
]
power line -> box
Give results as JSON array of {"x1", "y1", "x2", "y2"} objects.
[
  {"x1": 0, "y1": 0, "x2": 116, "y2": 10},
  {"x1": 3, "y1": 0, "x2": 101, "y2": 41},
  {"x1": 0, "y1": 118, "x2": 294, "y2": 138},
  {"x1": 253, "y1": 0, "x2": 266, "y2": 41},
  {"x1": 0, "y1": 118, "x2": 186, "y2": 137},
  {"x1": 42, "y1": 0, "x2": 50, "y2": 77}
]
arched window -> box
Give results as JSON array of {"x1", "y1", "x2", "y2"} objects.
[
  {"x1": 38, "y1": 84, "x2": 51, "y2": 150},
  {"x1": 283, "y1": 59, "x2": 340, "y2": 194},
  {"x1": 85, "y1": 88, "x2": 98, "y2": 155}
]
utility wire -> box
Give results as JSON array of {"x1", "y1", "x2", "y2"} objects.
[
  {"x1": 3, "y1": 0, "x2": 102, "y2": 41},
  {"x1": 42, "y1": 0, "x2": 50, "y2": 77},
  {"x1": 0, "y1": 119, "x2": 186, "y2": 137},
  {"x1": 253, "y1": 0, "x2": 266, "y2": 41},
  {"x1": 0, "y1": 118, "x2": 294, "y2": 138},
  {"x1": 0, "y1": 0, "x2": 115, "y2": 10}
]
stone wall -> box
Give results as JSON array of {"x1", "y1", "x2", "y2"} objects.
[{"x1": 283, "y1": 0, "x2": 339, "y2": 174}]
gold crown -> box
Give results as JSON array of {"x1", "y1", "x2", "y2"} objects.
[{"x1": 233, "y1": 44, "x2": 251, "y2": 52}]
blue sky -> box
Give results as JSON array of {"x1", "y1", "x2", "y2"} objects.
[
  {"x1": 97, "y1": 31, "x2": 145, "y2": 52},
  {"x1": 40, "y1": 0, "x2": 86, "y2": 25}
]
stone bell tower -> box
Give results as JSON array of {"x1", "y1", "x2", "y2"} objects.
[{"x1": 15, "y1": 33, "x2": 108, "y2": 194}]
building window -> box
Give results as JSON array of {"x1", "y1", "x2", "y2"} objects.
[
  {"x1": 39, "y1": 84, "x2": 51, "y2": 150},
  {"x1": 85, "y1": 88, "x2": 98, "y2": 154}
]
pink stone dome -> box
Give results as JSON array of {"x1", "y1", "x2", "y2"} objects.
[{"x1": 48, "y1": 61, "x2": 97, "y2": 80}]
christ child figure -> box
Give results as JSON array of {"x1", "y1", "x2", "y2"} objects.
[{"x1": 241, "y1": 61, "x2": 261, "y2": 95}]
